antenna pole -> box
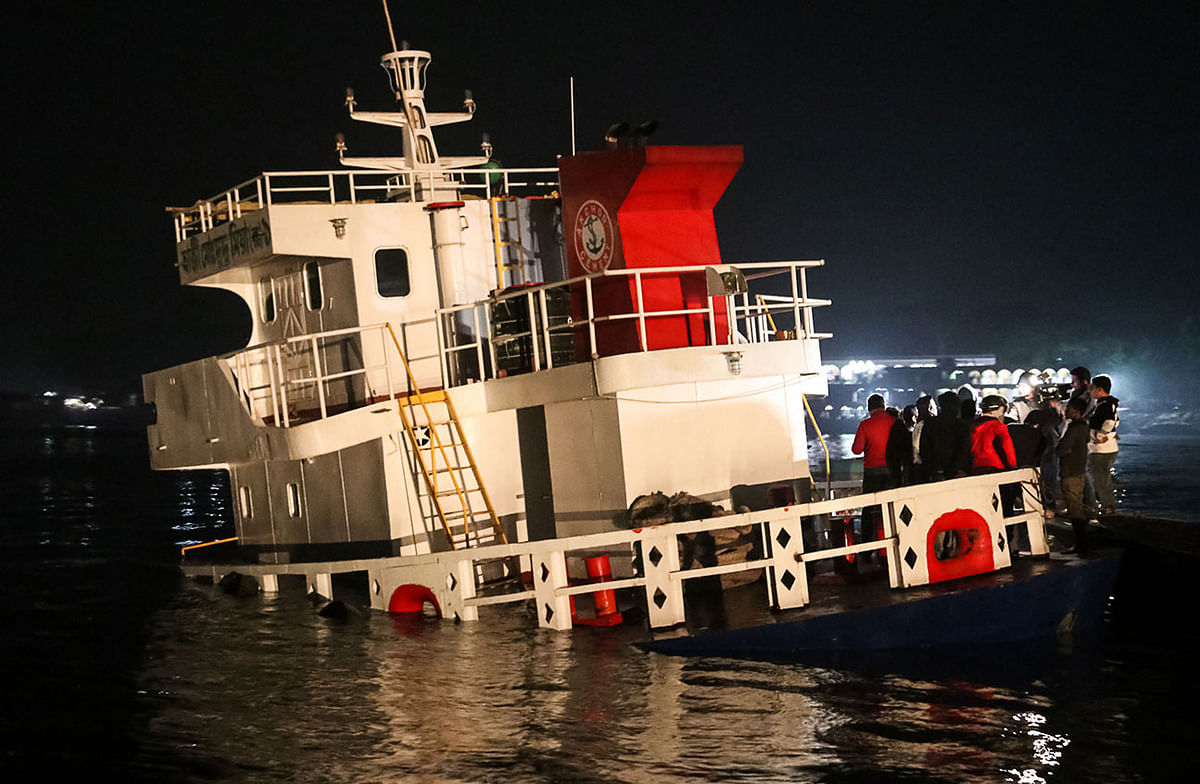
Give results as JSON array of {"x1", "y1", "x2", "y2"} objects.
[
  {"x1": 569, "y1": 76, "x2": 576, "y2": 156},
  {"x1": 382, "y1": 0, "x2": 399, "y2": 52}
]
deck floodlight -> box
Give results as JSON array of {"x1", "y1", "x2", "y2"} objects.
[
  {"x1": 463, "y1": 89, "x2": 476, "y2": 114},
  {"x1": 335, "y1": 133, "x2": 347, "y2": 158},
  {"x1": 345, "y1": 87, "x2": 356, "y2": 110},
  {"x1": 705, "y1": 265, "x2": 747, "y2": 296},
  {"x1": 480, "y1": 132, "x2": 493, "y2": 159},
  {"x1": 724, "y1": 351, "x2": 744, "y2": 376}
]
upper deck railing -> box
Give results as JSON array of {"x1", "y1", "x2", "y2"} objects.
[
  {"x1": 220, "y1": 261, "x2": 831, "y2": 428},
  {"x1": 225, "y1": 322, "x2": 405, "y2": 428},
  {"x1": 436, "y1": 261, "x2": 833, "y2": 388},
  {"x1": 170, "y1": 166, "x2": 560, "y2": 242}
]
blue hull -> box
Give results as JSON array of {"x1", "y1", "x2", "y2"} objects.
[{"x1": 640, "y1": 553, "x2": 1122, "y2": 658}]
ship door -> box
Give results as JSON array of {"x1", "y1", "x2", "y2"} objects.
[
  {"x1": 276, "y1": 270, "x2": 321, "y2": 417},
  {"x1": 517, "y1": 406, "x2": 556, "y2": 540}
]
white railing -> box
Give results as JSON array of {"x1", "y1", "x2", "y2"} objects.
[
  {"x1": 218, "y1": 263, "x2": 829, "y2": 426},
  {"x1": 171, "y1": 166, "x2": 559, "y2": 241},
  {"x1": 435, "y1": 260, "x2": 832, "y2": 387},
  {"x1": 184, "y1": 470, "x2": 1049, "y2": 632},
  {"x1": 225, "y1": 323, "x2": 419, "y2": 427},
  {"x1": 442, "y1": 469, "x2": 1049, "y2": 630}
]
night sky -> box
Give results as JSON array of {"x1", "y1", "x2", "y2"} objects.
[{"x1": 4, "y1": 2, "x2": 1197, "y2": 403}]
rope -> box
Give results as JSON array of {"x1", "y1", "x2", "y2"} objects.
[
  {"x1": 604, "y1": 374, "x2": 815, "y2": 405},
  {"x1": 382, "y1": 0, "x2": 399, "y2": 53}
]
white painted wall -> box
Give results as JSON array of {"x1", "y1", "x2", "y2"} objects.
[
  {"x1": 544, "y1": 397, "x2": 627, "y2": 537},
  {"x1": 615, "y1": 375, "x2": 815, "y2": 508}
]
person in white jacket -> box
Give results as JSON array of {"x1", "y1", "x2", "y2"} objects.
[{"x1": 1087, "y1": 374, "x2": 1120, "y2": 515}]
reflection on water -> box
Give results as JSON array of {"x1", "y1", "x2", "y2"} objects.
[
  {"x1": 2, "y1": 429, "x2": 1199, "y2": 782},
  {"x1": 121, "y1": 587, "x2": 1188, "y2": 783},
  {"x1": 172, "y1": 471, "x2": 233, "y2": 543}
]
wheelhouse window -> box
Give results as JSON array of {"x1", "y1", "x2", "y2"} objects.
[
  {"x1": 304, "y1": 261, "x2": 323, "y2": 311},
  {"x1": 259, "y1": 277, "x2": 276, "y2": 323},
  {"x1": 375, "y1": 248, "x2": 411, "y2": 298}
]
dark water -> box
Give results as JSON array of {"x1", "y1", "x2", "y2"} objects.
[{"x1": 3, "y1": 429, "x2": 1199, "y2": 782}]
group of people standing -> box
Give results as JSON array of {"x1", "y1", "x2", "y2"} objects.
[{"x1": 851, "y1": 365, "x2": 1120, "y2": 553}]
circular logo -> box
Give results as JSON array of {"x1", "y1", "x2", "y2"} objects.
[{"x1": 573, "y1": 199, "x2": 614, "y2": 273}]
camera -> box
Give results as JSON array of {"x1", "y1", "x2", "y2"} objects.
[{"x1": 1036, "y1": 382, "x2": 1072, "y2": 404}]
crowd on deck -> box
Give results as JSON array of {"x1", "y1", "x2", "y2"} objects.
[{"x1": 851, "y1": 365, "x2": 1120, "y2": 554}]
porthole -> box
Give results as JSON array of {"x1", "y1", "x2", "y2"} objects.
[{"x1": 286, "y1": 482, "x2": 302, "y2": 518}]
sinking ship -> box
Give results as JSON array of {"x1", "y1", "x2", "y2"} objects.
[{"x1": 147, "y1": 16, "x2": 1118, "y2": 656}]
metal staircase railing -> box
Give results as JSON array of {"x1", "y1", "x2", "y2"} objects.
[{"x1": 385, "y1": 323, "x2": 507, "y2": 552}]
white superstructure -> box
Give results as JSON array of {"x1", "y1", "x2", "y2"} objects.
[{"x1": 145, "y1": 36, "x2": 831, "y2": 578}]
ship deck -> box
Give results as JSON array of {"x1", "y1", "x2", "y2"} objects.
[{"x1": 642, "y1": 549, "x2": 1122, "y2": 657}]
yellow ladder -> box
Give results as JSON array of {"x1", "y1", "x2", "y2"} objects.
[
  {"x1": 489, "y1": 196, "x2": 526, "y2": 289},
  {"x1": 386, "y1": 324, "x2": 507, "y2": 551}
]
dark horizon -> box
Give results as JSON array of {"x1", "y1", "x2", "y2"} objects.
[{"x1": 3, "y1": 2, "x2": 1196, "y2": 403}]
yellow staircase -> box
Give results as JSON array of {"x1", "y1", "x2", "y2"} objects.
[
  {"x1": 489, "y1": 196, "x2": 527, "y2": 289},
  {"x1": 386, "y1": 325, "x2": 507, "y2": 552}
]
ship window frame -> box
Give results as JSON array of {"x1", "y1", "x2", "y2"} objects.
[
  {"x1": 259, "y1": 276, "x2": 277, "y2": 323},
  {"x1": 286, "y1": 482, "x2": 302, "y2": 518},
  {"x1": 375, "y1": 247, "x2": 411, "y2": 298},
  {"x1": 303, "y1": 261, "x2": 323, "y2": 311}
]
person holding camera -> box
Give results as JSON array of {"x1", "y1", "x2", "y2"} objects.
[
  {"x1": 1010, "y1": 372, "x2": 1039, "y2": 423},
  {"x1": 1035, "y1": 385, "x2": 1066, "y2": 517}
]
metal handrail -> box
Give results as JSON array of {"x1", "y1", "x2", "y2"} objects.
[
  {"x1": 180, "y1": 537, "x2": 238, "y2": 560},
  {"x1": 224, "y1": 323, "x2": 400, "y2": 427},
  {"x1": 436, "y1": 260, "x2": 831, "y2": 387},
  {"x1": 428, "y1": 470, "x2": 1046, "y2": 628},
  {"x1": 171, "y1": 166, "x2": 560, "y2": 241},
  {"x1": 222, "y1": 261, "x2": 831, "y2": 421}
]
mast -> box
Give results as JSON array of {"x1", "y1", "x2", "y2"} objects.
[{"x1": 337, "y1": 1, "x2": 489, "y2": 175}]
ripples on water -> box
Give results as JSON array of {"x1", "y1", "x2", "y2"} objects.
[{"x1": 3, "y1": 429, "x2": 1199, "y2": 782}]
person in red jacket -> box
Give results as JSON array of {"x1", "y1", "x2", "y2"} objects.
[
  {"x1": 853, "y1": 394, "x2": 897, "y2": 492},
  {"x1": 971, "y1": 395, "x2": 1017, "y2": 474},
  {"x1": 851, "y1": 393, "x2": 896, "y2": 551}
]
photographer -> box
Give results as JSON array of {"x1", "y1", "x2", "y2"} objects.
[
  {"x1": 1010, "y1": 372, "x2": 1039, "y2": 423},
  {"x1": 1035, "y1": 380, "x2": 1067, "y2": 516}
]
